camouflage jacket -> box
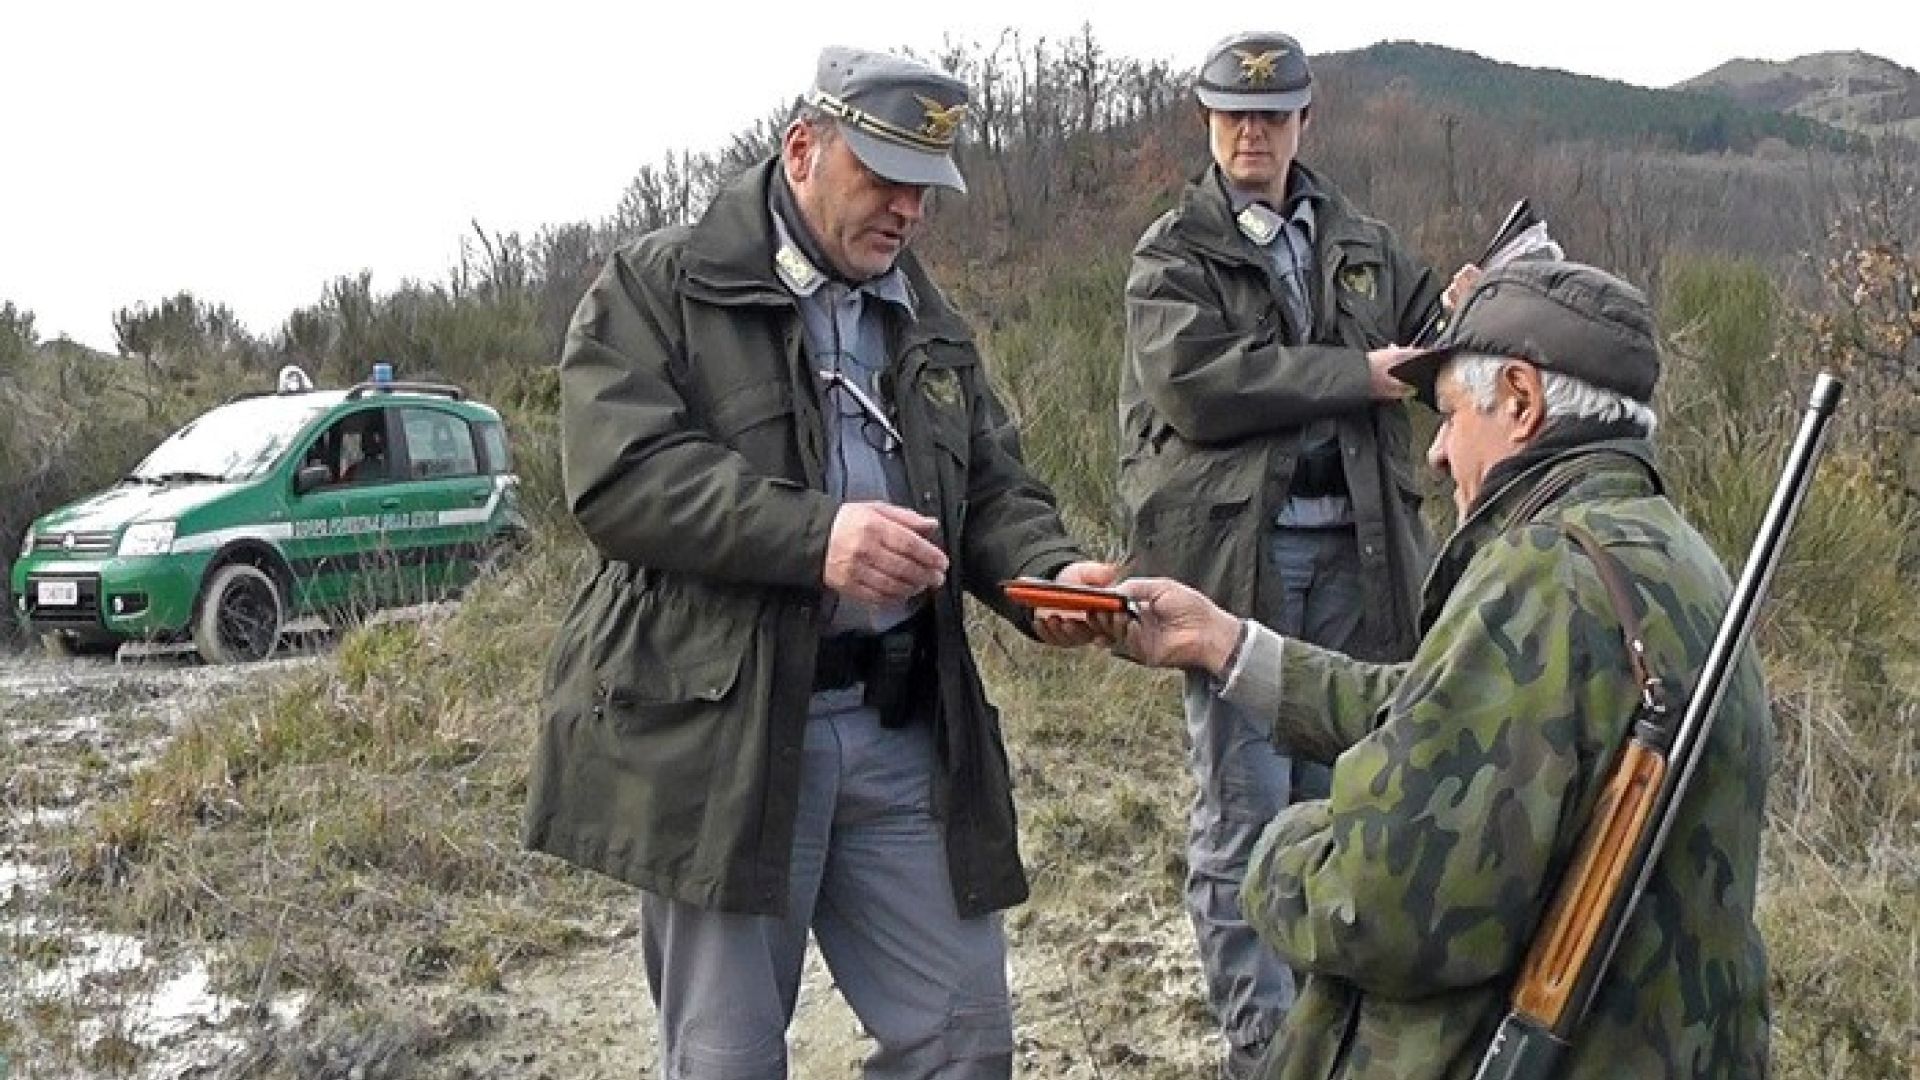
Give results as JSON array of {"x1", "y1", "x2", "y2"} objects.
[{"x1": 1233, "y1": 440, "x2": 1771, "y2": 1079}]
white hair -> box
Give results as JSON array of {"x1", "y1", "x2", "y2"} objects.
[{"x1": 1444, "y1": 352, "x2": 1658, "y2": 436}]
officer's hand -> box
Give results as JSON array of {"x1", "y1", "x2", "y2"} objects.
[
  {"x1": 824, "y1": 502, "x2": 949, "y2": 606},
  {"x1": 1366, "y1": 346, "x2": 1420, "y2": 401},
  {"x1": 1101, "y1": 577, "x2": 1243, "y2": 675},
  {"x1": 1032, "y1": 561, "x2": 1119, "y2": 648},
  {"x1": 1443, "y1": 263, "x2": 1484, "y2": 311}
]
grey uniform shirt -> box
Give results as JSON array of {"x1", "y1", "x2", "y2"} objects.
[
  {"x1": 1228, "y1": 175, "x2": 1353, "y2": 530},
  {"x1": 770, "y1": 206, "x2": 920, "y2": 636}
]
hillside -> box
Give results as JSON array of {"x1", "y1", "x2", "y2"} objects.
[
  {"x1": 1679, "y1": 50, "x2": 1920, "y2": 140},
  {"x1": 1318, "y1": 40, "x2": 1860, "y2": 152}
]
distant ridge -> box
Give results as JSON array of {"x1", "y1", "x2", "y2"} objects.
[
  {"x1": 1317, "y1": 41, "x2": 1859, "y2": 153},
  {"x1": 1678, "y1": 51, "x2": 1920, "y2": 140}
]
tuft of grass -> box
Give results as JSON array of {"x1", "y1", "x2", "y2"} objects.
[{"x1": 43, "y1": 529, "x2": 625, "y2": 1032}]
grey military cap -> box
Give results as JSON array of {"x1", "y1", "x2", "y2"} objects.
[
  {"x1": 1196, "y1": 31, "x2": 1312, "y2": 113},
  {"x1": 807, "y1": 47, "x2": 970, "y2": 193},
  {"x1": 1392, "y1": 260, "x2": 1661, "y2": 408}
]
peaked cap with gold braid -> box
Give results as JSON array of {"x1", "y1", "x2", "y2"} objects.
[
  {"x1": 808, "y1": 47, "x2": 970, "y2": 193},
  {"x1": 1195, "y1": 31, "x2": 1312, "y2": 113}
]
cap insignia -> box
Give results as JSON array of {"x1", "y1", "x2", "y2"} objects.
[
  {"x1": 915, "y1": 95, "x2": 968, "y2": 142},
  {"x1": 1233, "y1": 48, "x2": 1285, "y2": 85}
]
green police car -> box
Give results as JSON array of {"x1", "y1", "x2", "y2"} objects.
[{"x1": 10, "y1": 366, "x2": 526, "y2": 663}]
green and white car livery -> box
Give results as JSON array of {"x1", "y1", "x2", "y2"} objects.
[{"x1": 11, "y1": 370, "x2": 525, "y2": 662}]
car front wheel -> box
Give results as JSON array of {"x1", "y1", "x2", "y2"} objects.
[{"x1": 193, "y1": 563, "x2": 283, "y2": 664}]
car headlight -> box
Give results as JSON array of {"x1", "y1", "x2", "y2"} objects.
[
  {"x1": 119, "y1": 521, "x2": 177, "y2": 557},
  {"x1": 19, "y1": 530, "x2": 33, "y2": 557}
]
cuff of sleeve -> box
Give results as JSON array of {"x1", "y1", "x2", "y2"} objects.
[{"x1": 1217, "y1": 622, "x2": 1285, "y2": 724}]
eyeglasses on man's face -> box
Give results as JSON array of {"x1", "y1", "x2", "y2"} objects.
[{"x1": 818, "y1": 367, "x2": 904, "y2": 454}]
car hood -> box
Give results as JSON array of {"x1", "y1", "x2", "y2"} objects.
[{"x1": 34, "y1": 482, "x2": 240, "y2": 536}]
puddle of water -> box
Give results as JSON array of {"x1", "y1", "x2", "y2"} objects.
[
  {"x1": 8, "y1": 804, "x2": 81, "y2": 829},
  {"x1": 0, "y1": 860, "x2": 47, "y2": 891},
  {"x1": 1, "y1": 650, "x2": 325, "y2": 1078}
]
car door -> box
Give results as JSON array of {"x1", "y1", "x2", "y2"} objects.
[
  {"x1": 287, "y1": 405, "x2": 410, "y2": 614},
  {"x1": 392, "y1": 405, "x2": 492, "y2": 600}
]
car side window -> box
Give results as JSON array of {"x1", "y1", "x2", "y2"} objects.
[
  {"x1": 306, "y1": 409, "x2": 390, "y2": 486},
  {"x1": 401, "y1": 407, "x2": 479, "y2": 480},
  {"x1": 477, "y1": 421, "x2": 511, "y2": 474},
  {"x1": 338, "y1": 409, "x2": 392, "y2": 484}
]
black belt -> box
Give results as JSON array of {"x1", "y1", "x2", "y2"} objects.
[
  {"x1": 1289, "y1": 448, "x2": 1348, "y2": 498},
  {"x1": 813, "y1": 623, "x2": 921, "y2": 691}
]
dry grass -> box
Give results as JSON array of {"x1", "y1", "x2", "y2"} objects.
[
  {"x1": 5, "y1": 519, "x2": 1909, "y2": 1077},
  {"x1": 4, "y1": 250, "x2": 1916, "y2": 1076}
]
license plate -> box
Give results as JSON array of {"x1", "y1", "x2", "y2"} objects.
[{"x1": 36, "y1": 580, "x2": 79, "y2": 606}]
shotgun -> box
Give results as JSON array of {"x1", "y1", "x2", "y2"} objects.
[
  {"x1": 1472, "y1": 372, "x2": 1845, "y2": 1080},
  {"x1": 1413, "y1": 199, "x2": 1540, "y2": 347}
]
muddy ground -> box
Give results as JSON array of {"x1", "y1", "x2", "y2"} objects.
[{"x1": 0, "y1": 642, "x2": 1213, "y2": 1079}]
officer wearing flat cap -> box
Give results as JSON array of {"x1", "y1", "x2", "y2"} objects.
[
  {"x1": 526, "y1": 46, "x2": 1107, "y2": 1079},
  {"x1": 1114, "y1": 29, "x2": 1448, "y2": 1077},
  {"x1": 1089, "y1": 259, "x2": 1773, "y2": 1079}
]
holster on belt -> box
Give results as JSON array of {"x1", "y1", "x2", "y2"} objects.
[{"x1": 865, "y1": 611, "x2": 934, "y2": 729}]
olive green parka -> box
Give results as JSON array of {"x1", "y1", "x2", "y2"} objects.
[
  {"x1": 1121, "y1": 164, "x2": 1441, "y2": 659},
  {"x1": 524, "y1": 160, "x2": 1083, "y2": 917}
]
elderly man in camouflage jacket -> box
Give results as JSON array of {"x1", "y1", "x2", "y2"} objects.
[{"x1": 1091, "y1": 260, "x2": 1771, "y2": 1079}]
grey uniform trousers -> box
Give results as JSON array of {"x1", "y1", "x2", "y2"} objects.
[
  {"x1": 1183, "y1": 524, "x2": 1365, "y2": 1063},
  {"x1": 640, "y1": 688, "x2": 1013, "y2": 1080}
]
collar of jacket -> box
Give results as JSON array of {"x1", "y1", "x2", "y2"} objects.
[
  {"x1": 1418, "y1": 436, "x2": 1664, "y2": 630},
  {"x1": 680, "y1": 158, "x2": 974, "y2": 348},
  {"x1": 1171, "y1": 161, "x2": 1356, "y2": 268}
]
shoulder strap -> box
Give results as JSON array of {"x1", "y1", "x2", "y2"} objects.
[
  {"x1": 1559, "y1": 524, "x2": 1669, "y2": 718},
  {"x1": 1507, "y1": 452, "x2": 1671, "y2": 718}
]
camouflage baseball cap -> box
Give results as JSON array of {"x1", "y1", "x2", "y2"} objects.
[
  {"x1": 1391, "y1": 260, "x2": 1661, "y2": 408},
  {"x1": 807, "y1": 47, "x2": 969, "y2": 193},
  {"x1": 1195, "y1": 31, "x2": 1312, "y2": 113}
]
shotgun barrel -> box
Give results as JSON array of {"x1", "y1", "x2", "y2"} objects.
[{"x1": 1412, "y1": 199, "x2": 1538, "y2": 347}]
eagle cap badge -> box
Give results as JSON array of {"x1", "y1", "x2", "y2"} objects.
[
  {"x1": 915, "y1": 94, "x2": 967, "y2": 141},
  {"x1": 1233, "y1": 47, "x2": 1285, "y2": 85}
]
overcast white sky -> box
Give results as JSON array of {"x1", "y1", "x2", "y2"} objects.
[{"x1": 4, "y1": 0, "x2": 1916, "y2": 351}]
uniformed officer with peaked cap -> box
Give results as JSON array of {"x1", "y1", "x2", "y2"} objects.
[
  {"x1": 1116, "y1": 28, "x2": 1446, "y2": 1079},
  {"x1": 528, "y1": 44, "x2": 1106, "y2": 1080}
]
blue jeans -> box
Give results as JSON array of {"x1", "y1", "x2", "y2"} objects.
[
  {"x1": 641, "y1": 690, "x2": 1012, "y2": 1080},
  {"x1": 1184, "y1": 525, "x2": 1365, "y2": 1059}
]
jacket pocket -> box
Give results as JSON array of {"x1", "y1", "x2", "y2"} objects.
[
  {"x1": 600, "y1": 650, "x2": 744, "y2": 733},
  {"x1": 1126, "y1": 493, "x2": 1253, "y2": 577},
  {"x1": 591, "y1": 635, "x2": 749, "y2": 840}
]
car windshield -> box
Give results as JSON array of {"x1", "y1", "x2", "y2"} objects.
[{"x1": 130, "y1": 394, "x2": 340, "y2": 483}]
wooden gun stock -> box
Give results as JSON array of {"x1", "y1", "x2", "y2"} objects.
[
  {"x1": 1510, "y1": 741, "x2": 1665, "y2": 1026},
  {"x1": 1474, "y1": 373, "x2": 1844, "y2": 1080}
]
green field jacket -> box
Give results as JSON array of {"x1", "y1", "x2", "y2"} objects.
[
  {"x1": 523, "y1": 160, "x2": 1083, "y2": 917},
  {"x1": 1120, "y1": 164, "x2": 1441, "y2": 660}
]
